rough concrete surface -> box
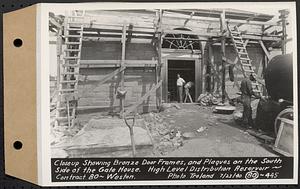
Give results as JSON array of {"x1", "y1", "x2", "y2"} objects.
[{"x1": 52, "y1": 118, "x2": 152, "y2": 157}]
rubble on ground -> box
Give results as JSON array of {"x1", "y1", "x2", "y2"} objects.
[
  {"x1": 213, "y1": 105, "x2": 236, "y2": 114},
  {"x1": 197, "y1": 126, "x2": 207, "y2": 133},
  {"x1": 182, "y1": 132, "x2": 197, "y2": 139},
  {"x1": 142, "y1": 111, "x2": 184, "y2": 156},
  {"x1": 160, "y1": 103, "x2": 181, "y2": 112},
  {"x1": 197, "y1": 93, "x2": 221, "y2": 106}
]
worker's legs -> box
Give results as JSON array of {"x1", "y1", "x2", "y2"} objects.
[
  {"x1": 184, "y1": 88, "x2": 188, "y2": 102},
  {"x1": 242, "y1": 95, "x2": 253, "y2": 128},
  {"x1": 177, "y1": 86, "x2": 183, "y2": 103}
]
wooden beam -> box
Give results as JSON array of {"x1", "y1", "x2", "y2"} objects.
[
  {"x1": 236, "y1": 14, "x2": 260, "y2": 27},
  {"x1": 164, "y1": 9, "x2": 277, "y2": 26},
  {"x1": 127, "y1": 24, "x2": 133, "y2": 43},
  {"x1": 259, "y1": 40, "x2": 271, "y2": 60},
  {"x1": 124, "y1": 80, "x2": 162, "y2": 117},
  {"x1": 120, "y1": 24, "x2": 127, "y2": 118},
  {"x1": 220, "y1": 10, "x2": 226, "y2": 103},
  {"x1": 210, "y1": 64, "x2": 231, "y2": 100},
  {"x1": 163, "y1": 29, "x2": 217, "y2": 38},
  {"x1": 56, "y1": 28, "x2": 62, "y2": 91},
  {"x1": 263, "y1": 25, "x2": 274, "y2": 32},
  {"x1": 156, "y1": 9, "x2": 163, "y2": 108},
  {"x1": 90, "y1": 67, "x2": 125, "y2": 87},
  {"x1": 80, "y1": 60, "x2": 157, "y2": 65},
  {"x1": 79, "y1": 67, "x2": 126, "y2": 101},
  {"x1": 183, "y1": 11, "x2": 194, "y2": 27},
  {"x1": 207, "y1": 40, "x2": 213, "y2": 93},
  {"x1": 72, "y1": 21, "x2": 281, "y2": 42},
  {"x1": 163, "y1": 37, "x2": 205, "y2": 41},
  {"x1": 279, "y1": 9, "x2": 289, "y2": 54}
]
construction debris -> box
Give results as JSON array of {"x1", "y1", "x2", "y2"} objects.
[
  {"x1": 160, "y1": 103, "x2": 181, "y2": 111},
  {"x1": 197, "y1": 93, "x2": 221, "y2": 106},
  {"x1": 142, "y1": 111, "x2": 184, "y2": 155},
  {"x1": 182, "y1": 132, "x2": 197, "y2": 139},
  {"x1": 213, "y1": 105, "x2": 236, "y2": 114},
  {"x1": 197, "y1": 126, "x2": 207, "y2": 133}
]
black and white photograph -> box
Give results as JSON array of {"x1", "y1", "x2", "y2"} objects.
[{"x1": 45, "y1": 2, "x2": 297, "y2": 185}]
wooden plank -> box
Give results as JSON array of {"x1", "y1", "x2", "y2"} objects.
[
  {"x1": 207, "y1": 40, "x2": 213, "y2": 92},
  {"x1": 279, "y1": 10, "x2": 289, "y2": 54},
  {"x1": 74, "y1": 24, "x2": 280, "y2": 42},
  {"x1": 183, "y1": 11, "x2": 194, "y2": 27},
  {"x1": 80, "y1": 64, "x2": 156, "y2": 68},
  {"x1": 127, "y1": 24, "x2": 133, "y2": 42},
  {"x1": 220, "y1": 10, "x2": 226, "y2": 103},
  {"x1": 263, "y1": 25, "x2": 274, "y2": 32},
  {"x1": 120, "y1": 24, "x2": 127, "y2": 117},
  {"x1": 164, "y1": 9, "x2": 276, "y2": 25},
  {"x1": 259, "y1": 40, "x2": 271, "y2": 60},
  {"x1": 236, "y1": 14, "x2": 260, "y2": 27},
  {"x1": 156, "y1": 9, "x2": 163, "y2": 108},
  {"x1": 80, "y1": 59, "x2": 157, "y2": 65},
  {"x1": 124, "y1": 80, "x2": 163, "y2": 116},
  {"x1": 56, "y1": 28, "x2": 62, "y2": 90},
  {"x1": 163, "y1": 29, "x2": 216, "y2": 38},
  {"x1": 98, "y1": 67, "x2": 125, "y2": 86}
]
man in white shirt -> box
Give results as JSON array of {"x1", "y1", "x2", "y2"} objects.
[{"x1": 176, "y1": 74, "x2": 185, "y2": 103}]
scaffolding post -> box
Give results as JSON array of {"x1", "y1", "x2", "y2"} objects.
[
  {"x1": 220, "y1": 10, "x2": 226, "y2": 103},
  {"x1": 56, "y1": 28, "x2": 62, "y2": 90},
  {"x1": 120, "y1": 24, "x2": 126, "y2": 118},
  {"x1": 279, "y1": 9, "x2": 289, "y2": 55},
  {"x1": 156, "y1": 10, "x2": 163, "y2": 109},
  {"x1": 207, "y1": 39, "x2": 213, "y2": 93}
]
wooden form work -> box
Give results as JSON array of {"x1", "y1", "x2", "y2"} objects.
[
  {"x1": 53, "y1": 10, "x2": 164, "y2": 118},
  {"x1": 50, "y1": 8, "x2": 289, "y2": 118}
]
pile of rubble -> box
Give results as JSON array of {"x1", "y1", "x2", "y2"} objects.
[
  {"x1": 197, "y1": 93, "x2": 221, "y2": 106},
  {"x1": 142, "y1": 111, "x2": 184, "y2": 156}
]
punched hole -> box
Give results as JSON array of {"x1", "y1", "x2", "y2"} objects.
[
  {"x1": 13, "y1": 141, "x2": 23, "y2": 150},
  {"x1": 13, "y1": 38, "x2": 23, "y2": 47}
]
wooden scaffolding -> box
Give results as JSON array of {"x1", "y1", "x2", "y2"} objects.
[{"x1": 49, "y1": 8, "x2": 290, "y2": 125}]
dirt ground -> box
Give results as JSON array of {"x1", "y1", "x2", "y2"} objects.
[
  {"x1": 52, "y1": 103, "x2": 278, "y2": 158},
  {"x1": 143, "y1": 103, "x2": 278, "y2": 157}
]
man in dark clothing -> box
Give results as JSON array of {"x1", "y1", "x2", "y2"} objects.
[{"x1": 240, "y1": 74, "x2": 260, "y2": 128}]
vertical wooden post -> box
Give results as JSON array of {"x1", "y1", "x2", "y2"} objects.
[
  {"x1": 56, "y1": 28, "x2": 62, "y2": 90},
  {"x1": 279, "y1": 9, "x2": 289, "y2": 55},
  {"x1": 220, "y1": 10, "x2": 226, "y2": 103},
  {"x1": 207, "y1": 39, "x2": 213, "y2": 93},
  {"x1": 156, "y1": 10, "x2": 163, "y2": 109},
  {"x1": 120, "y1": 24, "x2": 126, "y2": 118},
  {"x1": 200, "y1": 41, "x2": 207, "y2": 94}
]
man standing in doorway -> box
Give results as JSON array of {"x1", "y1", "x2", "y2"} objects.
[
  {"x1": 177, "y1": 74, "x2": 185, "y2": 103},
  {"x1": 240, "y1": 74, "x2": 260, "y2": 128}
]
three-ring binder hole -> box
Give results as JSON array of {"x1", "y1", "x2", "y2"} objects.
[
  {"x1": 13, "y1": 38, "x2": 23, "y2": 47},
  {"x1": 13, "y1": 141, "x2": 23, "y2": 150}
]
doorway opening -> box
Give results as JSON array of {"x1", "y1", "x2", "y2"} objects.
[{"x1": 167, "y1": 60, "x2": 195, "y2": 102}]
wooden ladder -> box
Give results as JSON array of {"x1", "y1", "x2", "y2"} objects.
[
  {"x1": 227, "y1": 24, "x2": 262, "y2": 96},
  {"x1": 55, "y1": 10, "x2": 85, "y2": 128}
]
